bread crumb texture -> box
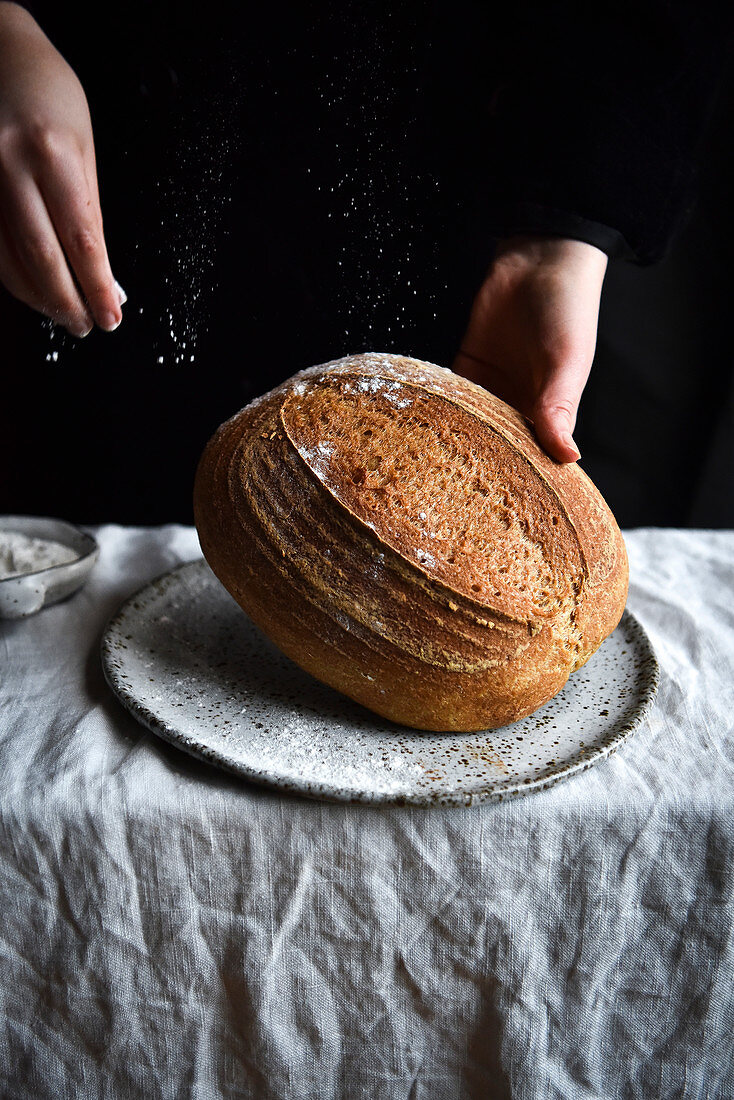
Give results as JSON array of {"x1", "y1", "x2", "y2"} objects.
[{"x1": 194, "y1": 353, "x2": 628, "y2": 731}]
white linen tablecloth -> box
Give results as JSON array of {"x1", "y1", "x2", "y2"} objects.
[{"x1": 1, "y1": 525, "x2": 733, "y2": 1100}]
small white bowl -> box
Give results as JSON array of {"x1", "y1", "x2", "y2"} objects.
[{"x1": 0, "y1": 515, "x2": 99, "y2": 620}]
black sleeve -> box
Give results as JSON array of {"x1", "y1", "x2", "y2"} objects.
[{"x1": 427, "y1": 3, "x2": 734, "y2": 264}]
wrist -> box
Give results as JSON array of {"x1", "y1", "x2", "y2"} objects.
[
  {"x1": 496, "y1": 234, "x2": 607, "y2": 268},
  {"x1": 493, "y1": 235, "x2": 608, "y2": 295}
]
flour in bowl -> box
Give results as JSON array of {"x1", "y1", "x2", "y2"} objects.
[{"x1": 0, "y1": 533, "x2": 78, "y2": 579}]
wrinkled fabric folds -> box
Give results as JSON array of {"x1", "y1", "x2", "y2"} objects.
[{"x1": 1, "y1": 525, "x2": 733, "y2": 1099}]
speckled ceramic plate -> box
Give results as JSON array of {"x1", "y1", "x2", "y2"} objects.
[{"x1": 101, "y1": 560, "x2": 659, "y2": 806}]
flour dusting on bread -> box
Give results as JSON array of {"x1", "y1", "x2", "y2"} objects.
[{"x1": 194, "y1": 353, "x2": 628, "y2": 732}]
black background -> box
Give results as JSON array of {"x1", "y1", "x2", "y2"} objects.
[{"x1": 2, "y1": 1, "x2": 733, "y2": 526}]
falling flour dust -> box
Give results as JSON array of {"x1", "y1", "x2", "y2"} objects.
[
  {"x1": 42, "y1": 12, "x2": 446, "y2": 368},
  {"x1": 42, "y1": 77, "x2": 238, "y2": 369}
]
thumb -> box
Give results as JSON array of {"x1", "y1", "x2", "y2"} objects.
[{"x1": 531, "y1": 358, "x2": 591, "y2": 464}]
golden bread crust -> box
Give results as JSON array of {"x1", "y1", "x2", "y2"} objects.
[{"x1": 194, "y1": 353, "x2": 628, "y2": 731}]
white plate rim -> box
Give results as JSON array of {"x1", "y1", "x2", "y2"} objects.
[{"x1": 101, "y1": 561, "x2": 660, "y2": 807}]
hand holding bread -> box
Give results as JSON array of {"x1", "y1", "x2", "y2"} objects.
[{"x1": 454, "y1": 236, "x2": 608, "y2": 464}]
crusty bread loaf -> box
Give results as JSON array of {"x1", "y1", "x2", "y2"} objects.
[{"x1": 193, "y1": 353, "x2": 628, "y2": 732}]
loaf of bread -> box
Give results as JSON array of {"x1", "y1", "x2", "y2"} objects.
[{"x1": 194, "y1": 353, "x2": 628, "y2": 732}]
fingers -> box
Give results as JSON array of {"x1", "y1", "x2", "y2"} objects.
[
  {"x1": 0, "y1": 214, "x2": 36, "y2": 307},
  {"x1": 37, "y1": 144, "x2": 121, "y2": 331},
  {"x1": 530, "y1": 356, "x2": 591, "y2": 464},
  {"x1": 454, "y1": 299, "x2": 589, "y2": 464},
  {"x1": 0, "y1": 173, "x2": 93, "y2": 336},
  {"x1": 455, "y1": 344, "x2": 585, "y2": 463},
  {"x1": 452, "y1": 236, "x2": 607, "y2": 465},
  {"x1": 532, "y1": 408, "x2": 582, "y2": 464},
  {"x1": 0, "y1": 132, "x2": 123, "y2": 335}
]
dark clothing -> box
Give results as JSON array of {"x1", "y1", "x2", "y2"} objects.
[
  {"x1": 17, "y1": 2, "x2": 734, "y2": 263},
  {"x1": 2, "y1": 2, "x2": 733, "y2": 523},
  {"x1": 427, "y1": 4, "x2": 733, "y2": 264}
]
